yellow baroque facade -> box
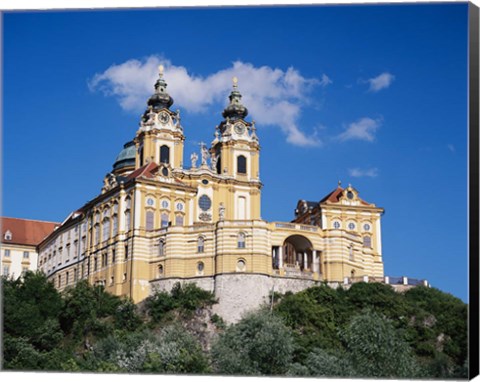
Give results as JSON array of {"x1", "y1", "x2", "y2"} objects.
[{"x1": 38, "y1": 67, "x2": 385, "y2": 322}]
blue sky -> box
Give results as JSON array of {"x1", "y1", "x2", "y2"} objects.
[{"x1": 3, "y1": 4, "x2": 469, "y2": 301}]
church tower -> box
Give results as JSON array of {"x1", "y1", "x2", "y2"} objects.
[
  {"x1": 134, "y1": 65, "x2": 185, "y2": 171},
  {"x1": 209, "y1": 77, "x2": 262, "y2": 220}
]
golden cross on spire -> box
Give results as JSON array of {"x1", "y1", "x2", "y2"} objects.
[
  {"x1": 158, "y1": 64, "x2": 164, "y2": 77},
  {"x1": 232, "y1": 76, "x2": 238, "y2": 88}
]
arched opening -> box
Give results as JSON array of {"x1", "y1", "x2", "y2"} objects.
[
  {"x1": 282, "y1": 235, "x2": 314, "y2": 272},
  {"x1": 237, "y1": 155, "x2": 247, "y2": 174},
  {"x1": 160, "y1": 145, "x2": 170, "y2": 164}
]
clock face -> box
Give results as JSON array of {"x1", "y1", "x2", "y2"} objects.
[
  {"x1": 347, "y1": 191, "x2": 354, "y2": 200},
  {"x1": 234, "y1": 123, "x2": 245, "y2": 135},
  {"x1": 159, "y1": 112, "x2": 169, "y2": 124}
]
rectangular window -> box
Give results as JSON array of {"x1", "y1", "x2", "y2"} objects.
[
  {"x1": 4, "y1": 249, "x2": 10, "y2": 257},
  {"x1": 146, "y1": 211, "x2": 154, "y2": 231},
  {"x1": 237, "y1": 196, "x2": 246, "y2": 220},
  {"x1": 66, "y1": 272, "x2": 69, "y2": 284},
  {"x1": 112, "y1": 249, "x2": 116, "y2": 263},
  {"x1": 95, "y1": 225, "x2": 100, "y2": 244},
  {"x1": 363, "y1": 236, "x2": 372, "y2": 248},
  {"x1": 23, "y1": 251, "x2": 30, "y2": 259},
  {"x1": 103, "y1": 219, "x2": 110, "y2": 241},
  {"x1": 125, "y1": 211, "x2": 131, "y2": 232},
  {"x1": 161, "y1": 213, "x2": 169, "y2": 228},
  {"x1": 3, "y1": 266, "x2": 10, "y2": 276},
  {"x1": 175, "y1": 215, "x2": 184, "y2": 226},
  {"x1": 113, "y1": 215, "x2": 118, "y2": 236},
  {"x1": 125, "y1": 244, "x2": 129, "y2": 260}
]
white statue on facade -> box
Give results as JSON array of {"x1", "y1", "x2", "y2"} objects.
[
  {"x1": 146, "y1": 105, "x2": 155, "y2": 124},
  {"x1": 190, "y1": 152, "x2": 198, "y2": 168},
  {"x1": 211, "y1": 153, "x2": 218, "y2": 170},
  {"x1": 200, "y1": 142, "x2": 209, "y2": 166},
  {"x1": 219, "y1": 203, "x2": 225, "y2": 221}
]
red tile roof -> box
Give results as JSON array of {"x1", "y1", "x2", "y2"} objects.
[
  {"x1": 320, "y1": 186, "x2": 372, "y2": 206},
  {"x1": 320, "y1": 186, "x2": 344, "y2": 203},
  {"x1": 126, "y1": 162, "x2": 158, "y2": 180},
  {"x1": 1, "y1": 217, "x2": 60, "y2": 247}
]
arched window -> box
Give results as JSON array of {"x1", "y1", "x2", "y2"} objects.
[
  {"x1": 112, "y1": 215, "x2": 118, "y2": 236},
  {"x1": 197, "y1": 261, "x2": 204, "y2": 274},
  {"x1": 4, "y1": 230, "x2": 12, "y2": 241},
  {"x1": 175, "y1": 215, "x2": 184, "y2": 226},
  {"x1": 103, "y1": 219, "x2": 110, "y2": 241},
  {"x1": 159, "y1": 239, "x2": 165, "y2": 256},
  {"x1": 94, "y1": 225, "x2": 100, "y2": 244},
  {"x1": 237, "y1": 155, "x2": 247, "y2": 174},
  {"x1": 197, "y1": 236, "x2": 205, "y2": 253},
  {"x1": 160, "y1": 145, "x2": 170, "y2": 164},
  {"x1": 363, "y1": 236, "x2": 372, "y2": 248},
  {"x1": 237, "y1": 232, "x2": 246, "y2": 249},
  {"x1": 158, "y1": 264, "x2": 164, "y2": 277},
  {"x1": 125, "y1": 210, "x2": 131, "y2": 232},
  {"x1": 146, "y1": 210, "x2": 154, "y2": 231},
  {"x1": 236, "y1": 258, "x2": 246, "y2": 272},
  {"x1": 161, "y1": 213, "x2": 169, "y2": 227}
]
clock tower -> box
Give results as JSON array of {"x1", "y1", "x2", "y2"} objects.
[
  {"x1": 134, "y1": 65, "x2": 185, "y2": 171},
  {"x1": 210, "y1": 77, "x2": 262, "y2": 220}
]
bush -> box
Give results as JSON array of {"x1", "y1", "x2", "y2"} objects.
[
  {"x1": 145, "y1": 282, "x2": 217, "y2": 322},
  {"x1": 340, "y1": 311, "x2": 420, "y2": 378},
  {"x1": 211, "y1": 310, "x2": 295, "y2": 375}
]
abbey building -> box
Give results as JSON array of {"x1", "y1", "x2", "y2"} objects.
[{"x1": 37, "y1": 67, "x2": 385, "y2": 322}]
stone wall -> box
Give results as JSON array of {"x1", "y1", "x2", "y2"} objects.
[{"x1": 150, "y1": 273, "x2": 318, "y2": 323}]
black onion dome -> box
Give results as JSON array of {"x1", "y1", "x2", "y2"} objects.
[
  {"x1": 222, "y1": 78, "x2": 248, "y2": 121},
  {"x1": 147, "y1": 65, "x2": 174, "y2": 111}
]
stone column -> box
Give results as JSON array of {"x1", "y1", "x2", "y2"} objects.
[
  {"x1": 304, "y1": 252, "x2": 308, "y2": 270},
  {"x1": 313, "y1": 250, "x2": 318, "y2": 273},
  {"x1": 278, "y1": 246, "x2": 283, "y2": 269}
]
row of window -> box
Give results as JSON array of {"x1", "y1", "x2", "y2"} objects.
[
  {"x1": 332, "y1": 220, "x2": 372, "y2": 232},
  {"x1": 145, "y1": 197, "x2": 185, "y2": 211},
  {"x1": 157, "y1": 232, "x2": 247, "y2": 257},
  {"x1": 156, "y1": 258, "x2": 247, "y2": 278},
  {"x1": 2, "y1": 265, "x2": 30, "y2": 277},
  {"x1": 2, "y1": 250, "x2": 30, "y2": 259},
  {"x1": 145, "y1": 211, "x2": 184, "y2": 231}
]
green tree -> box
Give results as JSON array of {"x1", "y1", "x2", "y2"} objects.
[
  {"x1": 60, "y1": 280, "x2": 122, "y2": 338},
  {"x1": 211, "y1": 310, "x2": 295, "y2": 375},
  {"x1": 341, "y1": 311, "x2": 420, "y2": 378},
  {"x1": 114, "y1": 299, "x2": 143, "y2": 331},
  {"x1": 288, "y1": 348, "x2": 354, "y2": 377}
]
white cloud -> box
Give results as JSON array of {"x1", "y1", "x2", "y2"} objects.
[
  {"x1": 367, "y1": 72, "x2": 395, "y2": 92},
  {"x1": 89, "y1": 55, "x2": 329, "y2": 147},
  {"x1": 337, "y1": 117, "x2": 381, "y2": 142},
  {"x1": 319, "y1": 74, "x2": 332, "y2": 87},
  {"x1": 349, "y1": 168, "x2": 379, "y2": 178}
]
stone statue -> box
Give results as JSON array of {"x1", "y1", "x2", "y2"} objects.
[
  {"x1": 211, "y1": 153, "x2": 218, "y2": 170},
  {"x1": 219, "y1": 203, "x2": 225, "y2": 221},
  {"x1": 200, "y1": 142, "x2": 209, "y2": 166},
  {"x1": 146, "y1": 105, "x2": 155, "y2": 124},
  {"x1": 190, "y1": 152, "x2": 198, "y2": 168}
]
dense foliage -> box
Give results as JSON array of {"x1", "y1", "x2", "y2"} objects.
[{"x1": 2, "y1": 272, "x2": 468, "y2": 378}]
